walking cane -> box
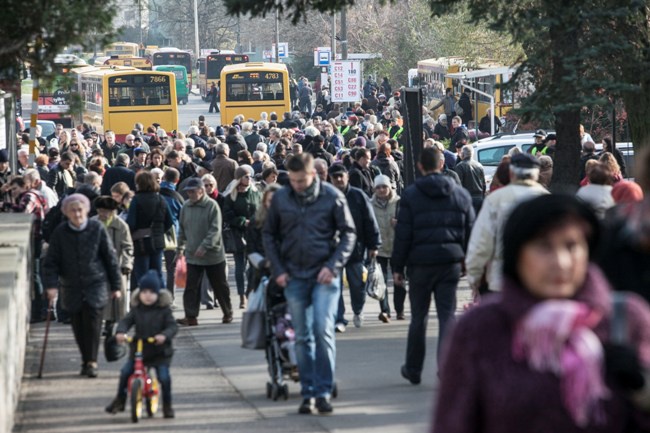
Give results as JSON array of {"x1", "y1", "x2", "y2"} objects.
[{"x1": 37, "y1": 299, "x2": 53, "y2": 379}]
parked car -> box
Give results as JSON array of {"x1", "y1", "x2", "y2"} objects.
[
  {"x1": 472, "y1": 132, "x2": 635, "y2": 188},
  {"x1": 23, "y1": 120, "x2": 56, "y2": 138}
]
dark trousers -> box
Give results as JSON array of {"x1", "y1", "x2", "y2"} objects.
[
  {"x1": 209, "y1": 99, "x2": 219, "y2": 113},
  {"x1": 163, "y1": 250, "x2": 176, "y2": 298},
  {"x1": 70, "y1": 303, "x2": 104, "y2": 364},
  {"x1": 377, "y1": 256, "x2": 407, "y2": 315},
  {"x1": 404, "y1": 263, "x2": 460, "y2": 375},
  {"x1": 184, "y1": 262, "x2": 232, "y2": 318},
  {"x1": 233, "y1": 251, "x2": 247, "y2": 296}
]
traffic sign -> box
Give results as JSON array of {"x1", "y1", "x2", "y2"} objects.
[
  {"x1": 272, "y1": 43, "x2": 289, "y2": 59},
  {"x1": 330, "y1": 60, "x2": 361, "y2": 103},
  {"x1": 314, "y1": 47, "x2": 332, "y2": 67}
]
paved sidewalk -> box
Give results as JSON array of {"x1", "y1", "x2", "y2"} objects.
[{"x1": 14, "y1": 269, "x2": 472, "y2": 433}]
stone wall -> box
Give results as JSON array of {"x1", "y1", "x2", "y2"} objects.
[{"x1": 0, "y1": 214, "x2": 32, "y2": 433}]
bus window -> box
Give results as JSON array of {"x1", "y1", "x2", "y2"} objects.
[{"x1": 108, "y1": 74, "x2": 172, "y2": 106}]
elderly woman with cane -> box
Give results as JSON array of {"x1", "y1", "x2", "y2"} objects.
[{"x1": 43, "y1": 193, "x2": 122, "y2": 378}]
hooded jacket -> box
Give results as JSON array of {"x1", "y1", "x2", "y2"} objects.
[
  {"x1": 178, "y1": 193, "x2": 226, "y2": 266},
  {"x1": 371, "y1": 192, "x2": 400, "y2": 258},
  {"x1": 392, "y1": 173, "x2": 474, "y2": 273},
  {"x1": 117, "y1": 289, "x2": 177, "y2": 365}
]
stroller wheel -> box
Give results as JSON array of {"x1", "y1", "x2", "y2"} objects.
[
  {"x1": 332, "y1": 382, "x2": 339, "y2": 399},
  {"x1": 266, "y1": 382, "x2": 272, "y2": 399},
  {"x1": 282, "y1": 384, "x2": 289, "y2": 400},
  {"x1": 271, "y1": 383, "x2": 280, "y2": 401}
]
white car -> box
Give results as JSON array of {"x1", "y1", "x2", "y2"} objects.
[{"x1": 471, "y1": 132, "x2": 635, "y2": 187}]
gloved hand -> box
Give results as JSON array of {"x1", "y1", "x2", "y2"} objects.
[{"x1": 603, "y1": 343, "x2": 646, "y2": 391}]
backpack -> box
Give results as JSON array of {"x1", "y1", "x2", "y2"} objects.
[{"x1": 454, "y1": 100, "x2": 464, "y2": 116}]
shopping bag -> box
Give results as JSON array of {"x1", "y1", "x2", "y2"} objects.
[
  {"x1": 104, "y1": 299, "x2": 127, "y2": 362},
  {"x1": 365, "y1": 257, "x2": 386, "y2": 301},
  {"x1": 241, "y1": 277, "x2": 267, "y2": 350},
  {"x1": 175, "y1": 255, "x2": 187, "y2": 289}
]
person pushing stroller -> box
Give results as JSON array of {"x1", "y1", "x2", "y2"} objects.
[{"x1": 105, "y1": 270, "x2": 178, "y2": 418}]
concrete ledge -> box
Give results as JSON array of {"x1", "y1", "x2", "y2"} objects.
[{"x1": 0, "y1": 214, "x2": 32, "y2": 433}]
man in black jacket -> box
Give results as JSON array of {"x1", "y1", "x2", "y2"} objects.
[
  {"x1": 244, "y1": 124, "x2": 263, "y2": 153},
  {"x1": 458, "y1": 88, "x2": 473, "y2": 126},
  {"x1": 329, "y1": 163, "x2": 381, "y2": 331},
  {"x1": 392, "y1": 147, "x2": 474, "y2": 385},
  {"x1": 263, "y1": 153, "x2": 355, "y2": 415},
  {"x1": 101, "y1": 154, "x2": 136, "y2": 195},
  {"x1": 47, "y1": 152, "x2": 76, "y2": 198},
  {"x1": 348, "y1": 147, "x2": 375, "y2": 197}
]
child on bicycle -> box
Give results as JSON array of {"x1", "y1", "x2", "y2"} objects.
[{"x1": 105, "y1": 270, "x2": 178, "y2": 418}]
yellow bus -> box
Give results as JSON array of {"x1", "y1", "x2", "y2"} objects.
[
  {"x1": 103, "y1": 56, "x2": 153, "y2": 70},
  {"x1": 197, "y1": 51, "x2": 248, "y2": 101},
  {"x1": 220, "y1": 62, "x2": 290, "y2": 125},
  {"x1": 73, "y1": 66, "x2": 178, "y2": 141},
  {"x1": 104, "y1": 42, "x2": 140, "y2": 58},
  {"x1": 417, "y1": 57, "x2": 513, "y2": 120}
]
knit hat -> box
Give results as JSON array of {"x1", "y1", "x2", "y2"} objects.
[
  {"x1": 374, "y1": 174, "x2": 391, "y2": 188},
  {"x1": 0, "y1": 149, "x2": 8, "y2": 163},
  {"x1": 235, "y1": 165, "x2": 254, "y2": 180},
  {"x1": 502, "y1": 195, "x2": 599, "y2": 286},
  {"x1": 138, "y1": 269, "x2": 161, "y2": 294},
  {"x1": 354, "y1": 136, "x2": 366, "y2": 147}
]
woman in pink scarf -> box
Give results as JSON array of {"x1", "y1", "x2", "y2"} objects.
[{"x1": 432, "y1": 195, "x2": 650, "y2": 432}]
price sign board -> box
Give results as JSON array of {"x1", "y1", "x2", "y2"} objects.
[{"x1": 330, "y1": 60, "x2": 361, "y2": 103}]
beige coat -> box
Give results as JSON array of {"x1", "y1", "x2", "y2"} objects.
[
  {"x1": 371, "y1": 192, "x2": 400, "y2": 258},
  {"x1": 465, "y1": 180, "x2": 549, "y2": 292},
  {"x1": 92, "y1": 215, "x2": 134, "y2": 320}
]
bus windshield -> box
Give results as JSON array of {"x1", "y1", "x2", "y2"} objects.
[
  {"x1": 207, "y1": 55, "x2": 249, "y2": 79},
  {"x1": 225, "y1": 72, "x2": 285, "y2": 101},
  {"x1": 153, "y1": 52, "x2": 191, "y2": 69},
  {"x1": 108, "y1": 74, "x2": 172, "y2": 106}
]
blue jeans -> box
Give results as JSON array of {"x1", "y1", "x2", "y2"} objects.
[
  {"x1": 284, "y1": 277, "x2": 339, "y2": 398},
  {"x1": 133, "y1": 251, "x2": 164, "y2": 288},
  {"x1": 233, "y1": 251, "x2": 246, "y2": 296},
  {"x1": 336, "y1": 260, "x2": 365, "y2": 324},
  {"x1": 117, "y1": 359, "x2": 172, "y2": 405}
]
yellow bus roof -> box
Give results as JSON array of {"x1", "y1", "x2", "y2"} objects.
[
  {"x1": 72, "y1": 65, "x2": 139, "y2": 77},
  {"x1": 221, "y1": 62, "x2": 288, "y2": 74}
]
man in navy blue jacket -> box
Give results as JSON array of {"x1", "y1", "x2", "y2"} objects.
[{"x1": 392, "y1": 147, "x2": 475, "y2": 385}]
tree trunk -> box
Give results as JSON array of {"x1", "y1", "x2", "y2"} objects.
[
  {"x1": 622, "y1": 79, "x2": 650, "y2": 157},
  {"x1": 548, "y1": 13, "x2": 582, "y2": 194}
]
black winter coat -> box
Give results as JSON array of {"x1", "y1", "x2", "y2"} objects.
[
  {"x1": 344, "y1": 185, "x2": 381, "y2": 263},
  {"x1": 42, "y1": 219, "x2": 121, "y2": 313},
  {"x1": 101, "y1": 164, "x2": 136, "y2": 195},
  {"x1": 263, "y1": 180, "x2": 356, "y2": 279},
  {"x1": 127, "y1": 192, "x2": 174, "y2": 251},
  {"x1": 392, "y1": 173, "x2": 475, "y2": 274},
  {"x1": 117, "y1": 289, "x2": 177, "y2": 365},
  {"x1": 349, "y1": 162, "x2": 374, "y2": 197}
]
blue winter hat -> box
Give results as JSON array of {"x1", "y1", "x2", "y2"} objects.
[{"x1": 138, "y1": 270, "x2": 161, "y2": 294}]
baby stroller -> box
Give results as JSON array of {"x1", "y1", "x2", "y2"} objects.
[{"x1": 264, "y1": 280, "x2": 299, "y2": 401}]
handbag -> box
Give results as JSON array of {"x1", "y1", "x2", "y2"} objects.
[
  {"x1": 241, "y1": 277, "x2": 267, "y2": 350},
  {"x1": 104, "y1": 298, "x2": 127, "y2": 362},
  {"x1": 364, "y1": 257, "x2": 387, "y2": 301},
  {"x1": 222, "y1": 224, "x2": 237, "y2": 254},
  {"x1": 163, "y1": 227, "x2": 177, "y2": 251},
  {"x1": 132, "y1": 228, "x2": 156, "y2": 256},
  {"x1": 175, "y1": 255, "x2": 187, "y2": 289}
]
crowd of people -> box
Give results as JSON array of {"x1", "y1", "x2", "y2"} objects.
[{"x1": 3, "y1": 80, "x2": 650, "y2": 428}]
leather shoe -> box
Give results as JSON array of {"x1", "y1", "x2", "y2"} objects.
[
  {"x1": 222, "y1": 315, "x2": 233, "y2": 324},
  {"x1": 315, "y1": 397, "x2": 333, "y2": 414},
  {"x1": 401, "y1": 365, "x2": 421, "y2": 385},
  {"x1": 298, "y1": 398, "x2": 314, "y2": 414},
  {"x1": 176, "y1": 317, "x2": 198, "y2": 326}
]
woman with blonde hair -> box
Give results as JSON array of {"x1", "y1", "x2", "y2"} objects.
[
  {"x1": 223, "y1": 165, "x2": 261, "y2": 308},
  {"x1": 600, "y1": 152, "x2": 622, "y2": 184}
]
